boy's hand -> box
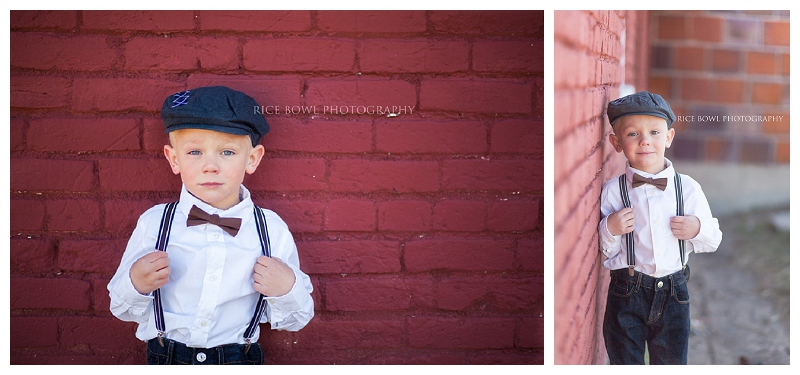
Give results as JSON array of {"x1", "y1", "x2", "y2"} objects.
[
  {"x1": 670, "y1": 215, "x2": 701, "y2": 240},
  {"x1": 130, "y1": 252, "x2": 171, "y2": 295},
  {"x1": 253, "y1": 256, "x2": 296, "y2": 297},
  {"x1": 607, "y1": 207, "x2": 634, "y2": 236}
]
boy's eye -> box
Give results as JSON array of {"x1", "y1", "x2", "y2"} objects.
[
  {"x1": 651, "y1": 130, "x2": 660, "y2": 135},
  {"x1": 627, "y1": 132, "x2": 638, "y2": 137},
  {"x1": 222, "y1": 150, "x2": 235, "y2": 156},
  {"x1": 188, "y1": 150, "x2": 201, "y2": 155}
]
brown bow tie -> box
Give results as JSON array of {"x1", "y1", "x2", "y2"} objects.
[
  {"x1": 186, "y1": 205, "x2": 242, "y2": 236},
  {"x1": 632, "y1": 173, "x2": 668, "y2": 191}
]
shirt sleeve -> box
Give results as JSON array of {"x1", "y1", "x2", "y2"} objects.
[
  {"x1": 260, "y1": 210, "x2": 315, "y2": 332},
  {"x1": 107, "y1": 206, "x2": 161, "y2": 324},
  {"x1": 682, "y1": 175, "x2": 723, "y2": 254},
  {"x1": 598, "y1": 178, "x2": 623, "y2": 259}
]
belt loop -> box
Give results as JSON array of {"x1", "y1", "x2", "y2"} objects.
[{"x1": 635, "y1": 272, "x2": 642, "y2": 292}]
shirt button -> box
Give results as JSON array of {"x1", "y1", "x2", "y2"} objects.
[
  {"x1": 210, "y1": 275, "x2": 218, "y2": 282},
  {"x1": 196, "y1": 352, "x2": 207, "y2": 363},
  {"x1": 200, "y1": 320, "x2": 209, "y2": 327},
  {"x1": 657, "y1": 281, "x2": 664, "y2": 288}
]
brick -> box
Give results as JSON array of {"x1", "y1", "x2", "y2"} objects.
[
  {"x1": 360, "y1": 39, "x2": 469, "y2": 73},
  {"x1": 58, "y1": 239, "x2": 127, "y2": 274},
  {"x1": 473, "y1": 40, "x2": 544, "y2": 73},
  {"x1": 196, "y1": 38, "x2": 240, "y2": 72},
  {"x1": 375, "y1": 120, "x2": 486, "y2": 154},
  {"x1": 11, "y1": 277, "x2": 91, "y2": 310},
  {"x1": 199, "y1": 10, "x2": 311, "y2": 31},
  {"x1": 187, "y1": 75, "x2": 303, "y2": 109},
  {"x1": 317, "y1": 10, "x2": 426, "y2": 32},
  {"x1": 11, "y1": 118, "x2": 26, "y2": 152},
  {"x1": 92, "y1": 278, "x2": 112, "y2": 312},
  {"x1": 408, "y1": 316, "x2": 515, "y2": 349},
  {"x1": 517, "y1": 237, "x2": 544, "y2": 272},
  {"x1": 10, "y1": 237, "x2": 55, "y2": 273},
  {"x1": 262, "y1": 200, "x2": 325, "y2": 233},
  {"x1": 10, "y1": 317, "x2": 59, "y2": 348},
  {"x1": 324, "y1": 199, "x2": 377, "y2": 232},
  {"x1": 11, "y1": 33, "x2": 117, "y2": 71},
  {"x1": 104, "y1": 199, "x2": 158, "y2": 233},
  {"x1": 782, "y1": 53, "x2": 790, "y2": 75},
  {"x1": 740, "y1": 139, "x2": 772, "y2": 163},
  {"x1": 98, "y1": 158, "x2": 181, "y2": 192},
  {"x1": 305, "y1": 78, "x2": 416, "y2": 109},
  {"x1": 680, "y1": 77, "x2": 710, "y2": 101},
  {"x1": 10, "y1": 76, "x2": 71, "y2": 109},
  {"x1": 72, "y1": 78, "x2": 185, "y2": 112},
  {"x1": 46, "y1": 199, "x2": 102, "y2": 231},
  {"x1": 28, "y1": 118, "x2": 139, "y2": 152},
  {"x1": 692, "y1": 16, "x2": 722, "y2": 42},
  {"x1": 747, "y1": 52, "x2": 777, "y2": 75},
  {"x1": 657, "y1": 15, "x2": 686, "y2": 39},
  {"x1": 751, "y1": 82, "x2": 785, "y2": 104},
  {"x1": 11, "y1": 159, "x2": 94, "y2": 192},
  {"x1": 244, "y1": 158, "x2": 327, "y2": 192},
  {"x1": 263, "y1": 118, "x2": 372, "y2": 153},
  {"x1": 124, "y1": 38, "x2": 198, "y2": 71},
  {"x1": 432, "y1": 200, "x2": 486, "y2": 232},
  {"x1": 762, "y1": 113, "x2": 790, "y2": 134},
  {"x1": 326, "y1": 276, "x2": 435, "y2": 311},
  {"x1": 298, "y1": 240, "x2": 400, "y2": 274},
  {"x1": 295, "y1": 319, "x2": 404, "y2": 349},
  {"x1": 491, "y1": 119, "x2": 543, "y2": 154},
  {"x1": 764, "y1": 20, "x2": 790, "y2": 46},
  {"x1": 60, "y1": 316, "x2": 140, "y2": 350},
  {"x1": 143, "y1": 116, "x2": 170, "y2": 152},
  {"x1": 429, "y1": 10, "x2": 542, "y2": 34},
  {"x1": 776, "y1": 141, "x2": 789, "y2": 163},
  {"x1": 488, "y1": 200, "x2": 539, "y2": 232},
  {"x1": 518, "y1": 316, "x2": 544, "y2": 348},
  {"x1": 420, "y1": 79, "x2": 532, "y2": 114},
  {"x1": 715, "y1": 79, "x2": 744, "y2": 104},
  {"x1": 11, "y1": 10, "x2": 77, "y2": 30},
  {"x1": 10, "y1": 199, "x2": 46, "y2": 231},
  {"x1": 83, "y1": 10, "x2": 195, "y2": 31},
  {"x1": 405, "y1": 238, "x2": 514, "y2": 272},
  {"x1": 377, "y1": 200, "x2": 432, "y2": 232},
  {"x1": 329, "y1": 160, "x2": 439, "y2": 193},
  {"x1": 674, "y1": 46, "x2": 704, "y2": 71},
  {"x1": 244, "y1": 38, "x2": 355, "y2": 72},
  {"x1": 711, "y1": 49, "x2": 740, "y2": 72},
  {"x1": 442, "y1": 159, "x2": 542, "y2": 192},
  {"x1": 437, "y1": 277, "x2": 542, "y2": 310}
]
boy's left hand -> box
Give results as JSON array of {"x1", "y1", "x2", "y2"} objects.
[
  {"x1": 670, "y1": 215, "x2": 701, "y2": 240},
  {"x1": 252, "y1": 256, "x2": 296, "y2": 297}
]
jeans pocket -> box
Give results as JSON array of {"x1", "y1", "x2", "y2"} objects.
[
  {"x1": 609, "y1": 275, "x2": 635, "y2": 297},
  {"x1": 147, "y1": 346, "x2": 168, "y2": 365},
  {"x1": 672, "y1": 279, "x2": 690, "y2": 304}
]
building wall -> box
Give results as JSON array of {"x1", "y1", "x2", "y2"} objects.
[
  {"x1": 553, "y1": 10, "x2": 648, "y2": 365},
  {"x1": 10, "y1": 10, "x2": 544, "y2": 365}
]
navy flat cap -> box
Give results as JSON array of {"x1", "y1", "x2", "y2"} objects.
[
  {"x1": 161, "y1": 86, "x2": 269, "y2": 146},
  {"x1": 606, "y1": 91, "x2": 676, "y2": 128}
]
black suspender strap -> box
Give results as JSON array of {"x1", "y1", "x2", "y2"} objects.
[
  {"x1": 618, "y1": 172, "x2": 685, "y2": 276},
  {"x1": 243, "y1": 206, "x2": 272, "y2": 354},
  {"x1": 151, "y1": 202, "x2": 272, "y2": 352},
  {"x1": 153, "y1": 201, "x2": 179, "y2": 347},
  {"x1": 618, "y1": 175, "x2": 635, "y2": 276}
]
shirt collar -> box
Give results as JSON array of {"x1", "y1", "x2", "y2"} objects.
[
  {"x1": 625, "y1": 158, "x2": 675, "y2": 182},
  {"x1": 177, "y1": 184, "x2": 254, "y2": 224}
]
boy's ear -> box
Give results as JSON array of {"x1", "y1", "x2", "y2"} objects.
[
  {"x1": 164, "y1": 145, "x2": 181, "y2": 175},
  {"x1": 608, "y1": 133, "x2": 623, "y2": 153},
  {"x1": 246, "y1": 145, "x2": 266, "y2": 174},
  {"x1": 665, "y1": 128, "x2": 676, "y2": 148}
]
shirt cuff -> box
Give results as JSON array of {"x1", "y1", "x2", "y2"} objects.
[
  {"x1": 263, "y1": 270, "x2": 309, "y2": 312},
  {"x1": 116, "y1": 271, "x2": 155, "y2": 317},
  {"x1": 598, "y1": 216, "x2": 622, "y2": 257}
]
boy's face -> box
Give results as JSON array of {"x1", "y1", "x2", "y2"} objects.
[
  {"x1": 164, "y1": 129, "x2": 264, "y2": 210},
  {"x1": 609, "y1": 115, "x2": 675, "y2": 174}
]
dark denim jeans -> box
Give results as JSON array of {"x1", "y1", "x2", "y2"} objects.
[
  {"x1": 147, "y1": 337, "x2": 264, "y2": 365},
  {"x1": 603, "y1": 266, "x2": 691, "y2": 365}
]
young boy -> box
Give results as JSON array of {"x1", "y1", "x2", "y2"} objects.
[
  {"x1": 598, "y1": 91, "x2": 722, "y2": 365},
  {"x1": 108, "y1": 86, "x2": 314, "y2": 365}
]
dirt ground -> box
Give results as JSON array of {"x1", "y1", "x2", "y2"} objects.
[{"x1": 687, "y1": 206, "x2": 790, "y2": 365}]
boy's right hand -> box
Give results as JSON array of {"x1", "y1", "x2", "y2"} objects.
[
  {"x1": 129, "y1": 252, "x2": 171, "y2": 295},
  {"x1": 607, "y1": 207, "x2": 634, "y2": 236}
]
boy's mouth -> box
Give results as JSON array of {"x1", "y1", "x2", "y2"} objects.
[{"x1": 201, "y1": 182, "x2": 223, "y2": 187}]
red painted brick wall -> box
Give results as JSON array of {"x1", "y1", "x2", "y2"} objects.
[
  {"x1": 649, "y1": 10, "x2": 790, "y2": 164},
  {"x1": 553, "y1": 10, "x2": 648, "y2": 364},
  {"x1": 10, "y1": 10, "x2": 544, "y2": 365}
]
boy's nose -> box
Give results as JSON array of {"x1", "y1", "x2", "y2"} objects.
[{"x1": 202, "y1": 157, "x2": 220, "y2": 173}]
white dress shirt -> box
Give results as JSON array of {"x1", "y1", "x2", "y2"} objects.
[
  {"x1": 598, "y1": 159, "x2": 722, "y2": 277},
  {"x1": 108, "y1": 185, "x2": 314, "y2": 348}
]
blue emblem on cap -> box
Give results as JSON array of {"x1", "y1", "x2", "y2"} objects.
[{"x1": 171, "y1": 90, "x2": 191, "y2": 108}]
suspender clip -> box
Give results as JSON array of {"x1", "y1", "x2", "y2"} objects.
[
  {"x1": 244, "y1": 338, "x2": 252, "y2": 355},
  {"x1": 628, "y1": 266, "x2": 635, "y2": 277},
  {"x1": 157, "y1": 331, "x2": 165, "y2": 347}
]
